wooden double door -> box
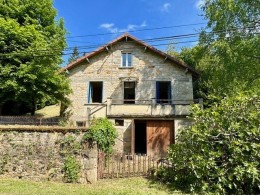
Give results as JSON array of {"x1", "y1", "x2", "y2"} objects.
[{"x1": 132, "y1": 120, "x2": 174, "y2": 157}]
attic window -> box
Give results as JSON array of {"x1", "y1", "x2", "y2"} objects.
[{"x1": 121, "y1": 53, "x2": 132, "y2": 67}]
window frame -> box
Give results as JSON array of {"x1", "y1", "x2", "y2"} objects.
[
  {"x1": 123, "y1": 81, "x2": 136, "y2": 104},
  {"x1": 121, "y1": 52, "x2": 133, "y2": 67},
  {"x1": 156, "y1": 81, "x2": 172, "y2": 104},
  {"x1": 88, "y1": 81, "x2": 103, "y2": 104}
]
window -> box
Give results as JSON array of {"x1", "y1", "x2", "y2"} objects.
[
  {"x1": 76, "y1": 121, "x2": 86, "y2": 127},
  {"x1": 121, "y1": 53, "x2": 132, "y2": 67},
  {"x1": 124, "y1": 82, "x2": 135, "y2": 104},
  {"x1": 88, "y1": 82, "x2": 103, "y2": 103},
  {"x1": 156, "y1": 81, "x2": 172, "y2": 104},
  {"x1": 115, "y1": 119, "x2": 124, "y2": 126}
]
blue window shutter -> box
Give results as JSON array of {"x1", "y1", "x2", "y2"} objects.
[{"x1": 88, "y1": 82, "x2": 92, "y2": 103}]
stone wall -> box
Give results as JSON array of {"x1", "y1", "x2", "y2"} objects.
[{"x1": 0, "y1": 127, "x2": 97, "y2": 183}]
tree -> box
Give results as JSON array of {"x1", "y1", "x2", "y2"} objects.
[
  {"x1": 158, "y1": 93, "x2": 260, "y2": 194},
  {"x1": 166, "y1": 43, "x2": 181, "y2": 60},
  {"x1": 68, "y1": 47, "x2": 79, "y2": 64},
  {"x1": 179, "y1": 0, "x2": 260, "y2": 100},
  {"x1": 156, "y1": 1, "x2": 260, "y2": 193},
  {"x1": 0, "y1": 0, "x2": 71, "y2": 115}
]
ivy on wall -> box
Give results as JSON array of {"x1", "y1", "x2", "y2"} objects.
[
  {"x1": 83, "y1": 118, "x2": 118, "y2": 154},
  {"x1": 60, "y1": 135, "x2": 81, "y2": 183}
]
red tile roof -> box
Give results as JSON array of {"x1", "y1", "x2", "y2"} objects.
[{"x1": 62, "y1": 33, "x2": 200, "y2": 77}]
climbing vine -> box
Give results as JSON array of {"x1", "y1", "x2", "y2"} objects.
[
  {"x1": 63, "y1": 155, "x2": 81, "y2": 183},
  {"x1": 83, "y1": 118, "x2": 118, "y2": 154},
  {"x1": 60, "y1": 135, "x2": 81, "y2": 183}
]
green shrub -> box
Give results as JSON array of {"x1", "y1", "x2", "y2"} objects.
[
  {"x1": 161, "y1": 93, "x2": 260, "y2": 194},
  {"x1": 83, "y1": 118, "x2": 118, "y2": 154},
  {"x1": 63, "y1": 155, "x2": 81, "y2": 183}
]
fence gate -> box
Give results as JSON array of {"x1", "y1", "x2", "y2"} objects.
[{"x1": 97, "y1": 152, "x2": 165, "y2": 179}]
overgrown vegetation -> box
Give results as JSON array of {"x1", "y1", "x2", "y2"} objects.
[
  {"x1": 83, "y1": 118, "x2": 118, "y2": 154},
  {"x1": 60, "y1": 135, "x2": 81, "y2": 183},
  {"x1": 161, "y1": 1, "x2": 260, "y2": 193},
  {"x1": 157, "y1": 93, "x2": 260, "y2": 193},
  {"x1": 63, "y1": 155, "x2": 81, "y2": 183}
]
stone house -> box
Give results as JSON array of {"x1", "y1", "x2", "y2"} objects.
[{"x1": 63, "y1": 33, "x2": 200, "y2": 156}]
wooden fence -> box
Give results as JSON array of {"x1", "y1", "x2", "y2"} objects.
[
  {"x1": 97, "y1": 152, "x2": 172, "y2": 179},
  {"x1": 0, "y1": 116, "x2": 62, "y2": 126}
]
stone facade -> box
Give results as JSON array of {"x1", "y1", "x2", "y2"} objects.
[
  {"x1": 66, "y1": 34, "x2": 197, "y2": 154},
  {"x1": 0, "y1": 128, "x2": 97, "y2": 183},
  {"x1": 68, "y1": 41, "x2": 193, "y2": 120}
]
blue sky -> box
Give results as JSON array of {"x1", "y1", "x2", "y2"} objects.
[{"x1": 53, "y1": 0, "x2": 206, "y2": 65}]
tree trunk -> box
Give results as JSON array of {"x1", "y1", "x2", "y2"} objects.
[{"x1": 31, "y1": 98, "x2": 36, "y2": 116}]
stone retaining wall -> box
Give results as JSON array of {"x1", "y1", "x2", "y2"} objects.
[{"x1": 0, "y1": 127, "x2": 97, "y2": 183}]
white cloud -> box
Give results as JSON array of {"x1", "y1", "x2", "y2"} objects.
[
  {"x1": 99, "y1": 23, "x2": 117, "y2": 33},
  {"x1": 195, "y1": 0, "x2": 205, "y2": 9},
  {"x1": 161, "y1": 3, "x2": 171, "y2": 13},
  {"x1": 99, "y1": 21, "x2": 147, "y2": 33},
  {"x1": 100, "y1": 23, "x2": 114, "y2": 29}
]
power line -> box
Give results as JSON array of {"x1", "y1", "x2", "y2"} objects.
[
  {"x1": 1, "y1": 24, "x2": 257, "y2": 54},
  {"x1": 0, "y1": 39, "x2": 200, "y2": 59},
  {"x1": 52, "y1": 23, "x2": 260, "y2": 51},
  {"x1": 0, "y1": 25, "x2": 258, "y2": 59},
  {"x1": 64, "y1": 40, "x2": 200, "y2": 56},
  {"x1": 66, "y1": 22, "x2": 207, "y2": 39}
]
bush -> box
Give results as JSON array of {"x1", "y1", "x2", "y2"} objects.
[
  {"x1": 60, "y1": 135, "x2": 81, "y2": 183},
  {"x1": 161, "y1": 93, "x2": 260, "y2": 194},
  {"x1": 83, "y1": 118, "x2": 118, "y2": 154},
  {"x1": 63, "y1": 155, "x2": 81, "y2": 183}
]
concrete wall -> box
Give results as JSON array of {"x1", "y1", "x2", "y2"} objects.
[
  {"x1": 107, "y1": 104, "x2": 191, "y2": 116},
  {"x1": 0, "y1": 128, "x2": 97, "y2": 183},
  {"x1": 174, "y1": 119, "x2": 193, "y2": 140},
  {"x1": 68, "y1": 40, "x2": 193, "y2": 120}
]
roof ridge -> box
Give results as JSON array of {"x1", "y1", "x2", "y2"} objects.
[{"x1": 62, "y1": 33, "x2": 199, "y2": 77}]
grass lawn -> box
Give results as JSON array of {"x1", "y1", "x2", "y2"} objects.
[
  {"x1": 0, "y1": 177, "x2": 179, "y2": 195},
  {"x1": 35, "y1": 104, "x2": 60, "y2": 118}
]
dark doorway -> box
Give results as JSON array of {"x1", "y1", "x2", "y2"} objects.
[
  {"x1": 156, "y1": 81, "x2": 171, "y2": 103},
  {"x1": 135, "y1": 121, "x2": 147, "y2": 154},
  {"x1": 124, "y1": 82, "x2": 135, "y2": 104},
  {"x1": 88, "y1": 82, "x2": 103, "y2": 103}
]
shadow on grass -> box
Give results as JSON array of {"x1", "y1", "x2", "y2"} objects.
[{"x1": 146, "y1": 176, "x2": 184, "y2": 195}]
